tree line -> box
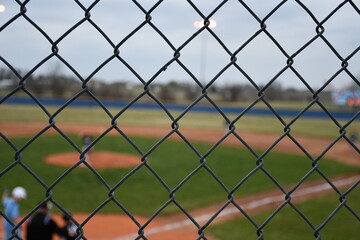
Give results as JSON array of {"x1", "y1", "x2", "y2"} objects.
[{"x1": 1, "y1": 67, "x2": 357, "y2": 104}]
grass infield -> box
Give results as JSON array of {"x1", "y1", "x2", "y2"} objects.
[{"x1": 0, "y1": 134, "x2": 358, "y2": 216}]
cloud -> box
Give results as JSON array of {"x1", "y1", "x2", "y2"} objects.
[{"x1": 0, "y1": 0, "x2": 358, "y2": 90}]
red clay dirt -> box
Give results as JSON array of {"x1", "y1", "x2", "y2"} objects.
[
  {"x1": 45, "y1": 151, "x2": 140, "y2": 169},
  {"x1": 0, "y1": 122, "x2": 359, "y2": 240}
]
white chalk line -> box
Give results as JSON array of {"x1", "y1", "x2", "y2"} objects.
[{"x1": 109, "y1": 175, "x2": 358, "y2": 240}]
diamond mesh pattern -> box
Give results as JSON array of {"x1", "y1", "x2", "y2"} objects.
[{"x1": 0, "y1": 1, "x2": 359, "y2": 239}]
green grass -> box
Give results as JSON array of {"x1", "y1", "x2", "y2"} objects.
[
  {"x1": 216, "y1": 100, "x2": 356, "y2": 112},
  {"x1": 0, "y1": 134, "x2": 358, "y2": 216},
  {"x1": 207, "y1": 189, "x2": 360, "y2": 240},
  {"x1": 0, "y1": 104, "x2": 359, "y2": 138}
]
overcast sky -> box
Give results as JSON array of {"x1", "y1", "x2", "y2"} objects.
[{"x1": 0, "y1": 0, "x2": 359, "y2": 90}]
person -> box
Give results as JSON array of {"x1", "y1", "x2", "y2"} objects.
[
  {"x1": 61, "y1": 214, "x2": 79, "y2": 240},
  {"x1": 223, "y1": 120, "x2": 230, "y2": 133},
  {"x1": 2, "y1": 186, "x2": 27, "y2": 240},
  {"x1": 350, "y1": 131, "x2": 358, "y2": 145},
  {"x1": 81, "y1": 134, "x2": 93, "y2": 165},
  {"x1": 26, "y1": 202, "x2": 63, "y2": 240}
]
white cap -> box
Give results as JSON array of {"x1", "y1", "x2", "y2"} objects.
[{"x1": 12, "y1": 186, "x2": 27, "y2": 199}]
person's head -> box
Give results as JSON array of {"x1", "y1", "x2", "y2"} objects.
[
  {"x1": 39, "y1": 202, "x2": 50, "y2": 214},
  {"x1": 11, "y1": 186, "x2": 27, "y2": 201},
  {"x1": 62, "y1": 213, "x2": 71, "y2": 223}
]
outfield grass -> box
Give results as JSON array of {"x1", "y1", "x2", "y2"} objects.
[
  {"x1": 216, "y1": 100, "x2": 355, "y2": 112},
  {"x1": 0, "y1": 134, "x2": 358, "y2": 216},
  {"x1": 207, "y1": 189, "x2": 360, "y2": 240},
  {"x1": 0, "y1": 104, "x2": 359, "y2": 138}
]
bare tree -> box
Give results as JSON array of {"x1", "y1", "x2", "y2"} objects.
[
  {"x1": 221, "y1": 84, "x2": 244, "y2": 102},
  {"x1": 47, "y1": 62, "x2": 71, "y2": 97},
  {"x1": 184, "y1": 83, "x2": 200, "y2": 101},
  {"x1": 26, "y1": 75, "x2": 49, "y2": 96},
  {"x1": 158, "y1": 84, "x2": 176, "y2": 102},
  {"x1": 261, "y1": 82, "x2": 283, "y2": 101}
]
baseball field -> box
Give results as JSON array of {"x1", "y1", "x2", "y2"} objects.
[{"x1": 0, "y1": 104, "x2": 359, "y2": 239}]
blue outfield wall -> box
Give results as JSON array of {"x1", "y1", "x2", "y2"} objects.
[{"x1": 2, "y1": 96, "x2": 359, "y2": 120}]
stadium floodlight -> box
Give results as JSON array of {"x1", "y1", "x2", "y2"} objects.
[
  {"x1": 193, "y1": 19, "x2": 217, "y2": 29},
  {"x1": 0, "y1": 5, "x2": 5, "y2": 13}
]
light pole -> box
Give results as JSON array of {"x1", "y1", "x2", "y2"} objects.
[{"x1": 193, "y1": 20, "x2": 216, "y2": 85}]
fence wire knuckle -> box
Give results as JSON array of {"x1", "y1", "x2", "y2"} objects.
[{"x1": 0, "y1": 0, "x2": 359, "y2": 239}]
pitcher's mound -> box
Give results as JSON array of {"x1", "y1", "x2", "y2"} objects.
[{"x1": 45, "y1": 151, "x2": 140, "y2": 169}]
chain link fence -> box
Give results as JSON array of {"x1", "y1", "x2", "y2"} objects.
[{"x1": 1, "y1": 0, "x2": 359, "y2": 239}]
